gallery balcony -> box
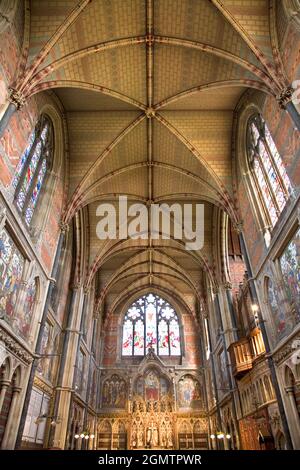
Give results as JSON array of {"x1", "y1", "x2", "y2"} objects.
[
  {"x1": 228, "y1": 338, "x2": 253, "y2": 378},
  {"x1": 228, "y1": 328, "x2": 266, "y2": 379},
  {"x1": 249, "y1": 327, "x2": 266, "y2": 358}
]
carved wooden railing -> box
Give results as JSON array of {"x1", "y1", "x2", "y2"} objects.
[
  {"x1": 228, "y1": 328, "x2": 266, "y2": 379},
  {"x1": 228, "y1": 338, "x2": 253, "y2": 378}
]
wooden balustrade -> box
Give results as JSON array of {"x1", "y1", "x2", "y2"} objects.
[{"x1": 228, "y1": 328, "x2": 266, "y2": 379}]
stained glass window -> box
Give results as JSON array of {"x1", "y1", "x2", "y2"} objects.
[
  {"x1": 13, "y1": 115, "x2": 53, "y2": 226},
  {"x1": 122, "y1": 293, "x2": 181, "y2": 357},
  {"x1": 247, "y1": 114, "x2": 292, "y2": 228},
  {"x1": 279, "y1": 228, "x2": 300, "y2": 325},
  {"x1": 0, "y1": 228, "x2": 25, "y2": 327}
]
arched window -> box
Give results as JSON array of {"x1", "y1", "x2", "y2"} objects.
[
  {"x1": 12, "y1": 114, "x2": 53, "y2": 226},
  {"x1": 247, "y1": 114, "x2": 292, "y2": 228},
  {"x1": 122, "y1": 293, "x2": 181, "y2": 357}
]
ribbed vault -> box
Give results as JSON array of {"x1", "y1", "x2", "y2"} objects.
[{"x1": 12, "y1": 0, "x2": 291, "y2": 320}]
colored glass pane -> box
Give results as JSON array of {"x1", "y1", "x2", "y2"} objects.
[
  {"x1": 25, "y1": 158, "x2": 47, "y2": 225},
  {"x1": 122, "y1": 319, "x2": 133, "y2": 356},
  {"x1": 145, "y1": 301, "x2": 157, "y2": 351},
  {"x1": 169, "y1": 318, "x2": 181, "y2": 355},
  {"x1": 254, "y1": 158, "x2": 278, "y2": 225},
  {"x1": 13, "y1": 116, "x2": 52, "y2": 225},
  {"x1": 122, "y1": 293, "x2": 181, "y2": 357},
  {"x1": 249, "y1": 115, "x2": 292, "y2": 227},
  {"x1": 158, "y1": 319, "x2": 169, "y2": 354},
  {"x1": 134, "y1": 319, "x2": 145, "y2": 356},
  {"x1": 12, "y1": 129, "x2": 36, "y2": 188},
  {"x1": 265, "y1": 127, "x2": 292, "y2": 193}
]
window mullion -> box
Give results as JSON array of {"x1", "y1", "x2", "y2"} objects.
[
  {"x1": 22, "y1": 145, "x2": 44, "y2": 216},
  {"x1": 144, "y1": 298, "x2": 146, "y2": 355},
  {"x1": 263, "y1": 137, "x2": 290, "y2": 198},
  {"x1": 132, "y1": 321, "x2": 135, "y2": 356},
  {"x1": 257, "y1": 153, "x2": 281, "y2": 216},
  {"x1": 250, "y1": 164, "x2": 272, "y2": 228},
  {"x1": 157, "y1": 318, "x2": 159, "y2": 356},
  {"x1": 14, "y1": 137, "x2": 39, "y2": 198}
]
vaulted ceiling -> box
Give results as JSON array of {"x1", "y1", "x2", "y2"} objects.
[{"x1": 20, "y1": 0, "x2": 289, "y2": 319}]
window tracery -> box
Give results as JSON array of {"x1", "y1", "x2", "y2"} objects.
[
  {"x1": 12, "y1": 115, "x2": 53, "y2": 226},
  {"x1": 122, "y1": 293, "x2": 181, "y2": 357},
  {"x1": 247, "y1": 114, "x2": 292, "y2": 228}
]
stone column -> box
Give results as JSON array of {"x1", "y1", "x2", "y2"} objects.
[
  {"x1": 50, "y1": 283, "x2": 85, "y2": 449},
  {"x1": 205, "y1": 292, "x2": 224, "y2": 450},
  {"x1": 0, "y1": 380, "x2": 10, "y2": 412},
  {"x1": 218, "y1": 283, "x2": 239, "y2": 346},
  {"x1": 284, "y1": 386, "x2": 300, "y2": 449},
  {"x1": 1, "y1": 386, "x2": 22, "y2": 449},
  {"x1": 213, "y1": 287, "x2": 241, "y2": 450},
  {"x1": 15, "y1": 224, "x2": 68, "y2": 448}
]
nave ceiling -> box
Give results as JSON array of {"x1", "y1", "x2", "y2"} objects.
[{"x1": 13, "y1": 0, "x2": 292, "y2": 319}]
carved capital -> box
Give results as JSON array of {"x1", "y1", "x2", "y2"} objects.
[
  {"x1": 83, "y1": 285, "x2": 91, "y2": 295},
  {"x1": 212, "y1": 285, "x2": 220, "y2": 296},
  {"x1": 59, "y1": 221, "x2": 69, "y2": 234},
  {"x1": 71, "y1": 281, "x2": 81, "y2": 291},
  {"x1": 232, "y1": 220, "x2": 244, "y2": 234},
  {"x1": 222, "y1": 281, "x2": 232, "y2": 290},
  {"x1": 276, "y1": 86, "x2": 294, "y2": 110},
  {"x1": 8, "y1": 87, "x2": 26, "y2": 109}
]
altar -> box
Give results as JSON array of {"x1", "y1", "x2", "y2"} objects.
[{"x1": 97, "y1": 350, "x2": 208, "y2": 450}]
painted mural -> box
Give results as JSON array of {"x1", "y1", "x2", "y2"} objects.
[
  {"x1": 101, "y1": 375, "x2": 127, "y2": 409},
  {"x1": 178, "y1": 375, "x2": 203, "y2": 409},
  {"x1": 37, "y1": 321, "x2": 51, "y2": 379},
  {"x1": 280, "y1": 228, "x2": 300, "y2": 325},
  {"x1": 0, "y1": 229, "x2": 24, "y2": 318},
  {"x1": 0, "y1": 228, "x2": 38, "y2": 341},
  {"x1": 135, "y1": 369, "x2": 170, "y2": 401},
  {"x1": 19, "y1": 278, "x2": 36, "y2": 340},
  {"x1": 267, "y1": 277, "x2": 292, "y2": 340}
]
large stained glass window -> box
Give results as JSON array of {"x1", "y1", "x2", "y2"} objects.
[
  {"x1": 279, "y1": 228, "x2": 300, "y2": 325},
  {"x1": 122, "y1": 293, "x2": 181, "y2": 357},
  {"x1": 247, "y1": 114, "x2": 292, "y2": 227},
  {"x1": 13, "y1": 115, "x2": 53, "y2": 226}
]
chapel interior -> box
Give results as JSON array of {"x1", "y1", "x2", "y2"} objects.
[{"x1": 0, "y1": 0, "x2": 300, "y2": 451}]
